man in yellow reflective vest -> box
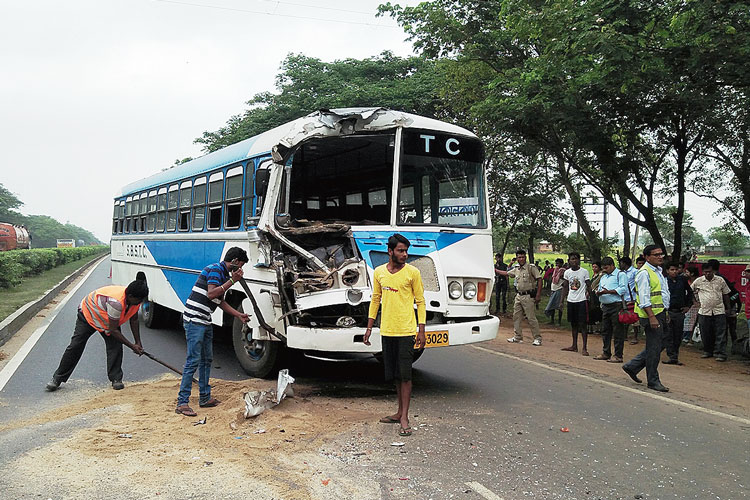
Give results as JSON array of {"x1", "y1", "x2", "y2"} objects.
[
  {"x1": 45, "y1": 279, "x2": 148, "y2": 392},
  {"x1": 622, "y1": 245, "x2": 671, "y2": 392}
]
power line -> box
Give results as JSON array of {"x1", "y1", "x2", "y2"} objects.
[{"x1": 152, "y1": 0, "x2": 403, "y2": 29}]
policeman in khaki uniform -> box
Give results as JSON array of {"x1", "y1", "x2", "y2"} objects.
[{"x1": 496, "y1": 249, "x2": 543, "y2": 345}]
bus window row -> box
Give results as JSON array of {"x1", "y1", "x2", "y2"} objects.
[{"x1": 111, "y1": 163, "x2": 257, "y2": 235}]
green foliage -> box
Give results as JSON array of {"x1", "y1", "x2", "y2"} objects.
[
  {"x1": 0, "y1": 183, "x2": 103, "y2": 248},
  {"x1": 707, "y1": 222, "x2": 750, "y2": 256},
  {"x1": 0, "y1": 246, "x2": 108, "y2": 288},
  {"x1": 639, "y1": 205, "x2": 705, "y2": 250},
  {"x1": 196, "y1": 51, "x2": 444, "y2": 152}
]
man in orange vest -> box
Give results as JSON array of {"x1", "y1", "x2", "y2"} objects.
[{"x1": 45, "y1": 279, "x2": 149, "y2": 391}]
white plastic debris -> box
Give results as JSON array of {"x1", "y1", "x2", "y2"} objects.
[
  {"x1": 391, "y1": 442, "x2": 405, "y2": 447},
  {"x1": 117, "y1": 433, "x2": 132, "y2": 439},
  {"x1": 243, "y1": 369, "x2": 295, "y2": 418}
]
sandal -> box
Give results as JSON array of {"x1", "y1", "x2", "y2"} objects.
[
  {"x1": 199, "y1": 398, "x2": 220, "y2": 408},
  {"x1": 398, "y1": 427, "x2": 413, "y2": 437},
  {"x1": 581, "y1": 350, "x2": 589, "y2": 356},
  {"x1": 379, "y1": 416, "x2": 400, "y2": 424},
  {"x1": 593, "y1": 354, "x2": 610, "y2": 360},
  {"x1": 175, "y1": 405, "x2": 197, "y2": 417},
  {"x1": 561, "y1": 346, "x2": 578, "y2": 352}
]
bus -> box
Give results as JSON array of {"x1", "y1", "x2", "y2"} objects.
[{"x1": 111, "y1": 108, "x2": 499, "y2": 377}]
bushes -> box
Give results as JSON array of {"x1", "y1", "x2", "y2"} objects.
[{"x1": 0, "y1": 246, "x2": 108, "y2": 288}]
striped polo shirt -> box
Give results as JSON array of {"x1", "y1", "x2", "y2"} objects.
[{"x1": 183, "y1": 262, "x2": 230, "y2": 325}]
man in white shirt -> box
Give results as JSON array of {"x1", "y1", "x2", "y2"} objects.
[
  {"x1": 561, "y1": 252, "x2": 591, "y2": 355},
  {"x1": 691, "y1": 261, "x2": 730, "y2": 361}
]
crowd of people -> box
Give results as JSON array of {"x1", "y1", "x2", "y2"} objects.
[{"x1": 495, "y1": 248, "x2": 748, "y2": 392}]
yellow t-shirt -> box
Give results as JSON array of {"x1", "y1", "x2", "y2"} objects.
[{"x1": 368, "y1": 263, "x2": 426, "y2": 337}]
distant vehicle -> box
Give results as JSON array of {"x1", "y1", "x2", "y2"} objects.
[
  {"x1": 111, "y1": 108, "x2": 499, "y2": 378},
  {"x1": 56, "y1": 239, "x2": 75, "y2": 248},
  {"x1": 0, "y1": 223, "x2": 31, "y2": 251}
]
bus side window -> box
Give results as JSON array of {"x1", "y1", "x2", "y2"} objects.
[
  {"x1": 244, "y1": 162, "x2": 255, "y2": 225},
  {"x1": 207, "y1": 172, "x2": 223, "y2": 230},
  {"x1": 125, "y1": 197, "x2": 133, "y2": 233},
  {"x1": 167, "y1": 184, "x2": 178, "y2": 231},
  {"x1": 192, "y1": 177, "x2": 206, "y2": 231},
  {"x1": 118, "y1": 201, "x2": 125, "y2": 233},
  {"x1": 225, "y1": 167, "x2": 243, "y2": 229},
  {"x1": 156, "y1": 187, "x2": 167, "y2": 232},
  {"x1": 178, "y1": 181, "x2": 192, "y2": 231},
  {"x1": 139, "y1": 193, "x2": 147, "y2": 233},
  {"x1": 112, "y1": 202, "x2": 118, "y2": 234},
  {"x1": 147, "y1": 190, "x2": 157, "y2": 232}
]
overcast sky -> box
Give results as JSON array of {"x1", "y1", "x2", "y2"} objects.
[{"x1": 0, "y1": 0, "x2": 734, "y2": 244}]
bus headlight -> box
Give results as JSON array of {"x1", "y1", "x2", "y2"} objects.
[
  {"x1": 463, "y1": 281, "x2": 477, "y2": 300},
  {"x1": 448, "y1": 280, "x2": 462, "y2": 299}
]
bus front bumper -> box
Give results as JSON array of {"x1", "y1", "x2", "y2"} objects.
[{"x1": 286, "y1": 315, "x2": 499, "y2": 352}]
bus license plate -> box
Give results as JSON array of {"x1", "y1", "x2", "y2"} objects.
[{"x1": 419, "y1": 331, "x2": 449, "y2": 349}]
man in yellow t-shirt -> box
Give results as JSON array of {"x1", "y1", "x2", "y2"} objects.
[{"x1": 364, "y1": 233, "x2": 426, "y2": 437}]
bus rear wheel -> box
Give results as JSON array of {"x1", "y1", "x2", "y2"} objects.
[
  {"x1": 142, "y1": 300, "x2": 164, "y2": 329},
  {"x1": 232, "y1": 307, "x2": 282, "y2": 379}
]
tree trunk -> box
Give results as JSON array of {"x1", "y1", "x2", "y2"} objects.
[
  {"x1": 556, "y1": 155, "x2": 602, "y2": 261},
  {"x1": 620, "y1": 193, "x2": 631, "y2": 259},
  {"x1": 527, "y1": 235, "x2": 535, "y2": 265}
]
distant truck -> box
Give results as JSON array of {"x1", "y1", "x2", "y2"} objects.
[
  {"x1": 56, "y1": 239, "x2": 75, "y2": 248},
  {"x1": 0, "y1": 223, "x2": 31, "y2": 251}
]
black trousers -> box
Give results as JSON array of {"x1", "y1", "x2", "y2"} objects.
[
  {"x1": 495, "y1": 283, "x2": 508, "y2": 313},
  {"x1": 51, "y1": 311, "x2": 124, "y2": 383},
  {"x1": 665, "y1": 310, "x2": 685, "y2": 361},
  {"x1": 698, "y1": 313, "x2": 727, "y2": 357},
  {"x1": 623, "y1": 312, "x2": 666, "y2": 386},
  {"x1": 601, "y1": 302, "x2": 624, "y2": 358}
]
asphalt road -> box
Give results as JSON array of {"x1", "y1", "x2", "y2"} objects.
[{"x1": 1, "y1": 258, "x2": 748, "y2": 499}]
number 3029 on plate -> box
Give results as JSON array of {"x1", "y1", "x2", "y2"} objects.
[{"x1": 418, "y1": 331, "x2": 450, "y2": 349}]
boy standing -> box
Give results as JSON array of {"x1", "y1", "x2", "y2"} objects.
[
  {"x1": 561, "y1": 252, "x2": 591, "y2": 355},
  {"x1": 364, "y1": 234, "x2": 426, "y2": 437}
]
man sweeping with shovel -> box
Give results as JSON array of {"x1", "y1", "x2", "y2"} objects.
[{"x1": 46, "y1": 278, "x2": 148, "y2": 392}]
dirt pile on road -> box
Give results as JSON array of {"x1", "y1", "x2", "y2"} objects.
[{"x1": 1, "y1": 375, "x2": 391, "y2": 499}]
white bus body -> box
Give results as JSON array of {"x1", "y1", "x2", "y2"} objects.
[{"x1": 111, "y1": 108, "x2": 499, "y2": 377}]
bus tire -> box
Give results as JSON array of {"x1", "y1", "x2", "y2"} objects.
[
  {"x1": 142, "y1": 300, "x2": 164, "y2": 329},
  {"x1": 232, "y1": 308, "x2": 282, "y2": 379}
]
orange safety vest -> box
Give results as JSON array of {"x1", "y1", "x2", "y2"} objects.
[{"x1": 80, "y1": 285, "x2": 140, "y2": 333}]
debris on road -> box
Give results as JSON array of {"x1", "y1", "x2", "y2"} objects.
[
  {"x1": 560, "y1": 427, "x2": 570, "y2": 432},
  {"x1": 117, "y1": 433, "x2": 132, "y2": 438},
  {"x1": 243, "y1": 369, "x2": 295, "y2": 418},
  {"x1": 193, "y1": 417, "x2": 207, "y2": 426},
  {"x1": 391, "y1": 442, "x2": 405, "y2": 447}
]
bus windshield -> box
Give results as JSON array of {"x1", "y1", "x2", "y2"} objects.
[
  {"x1": 286, "y1": 133, "x2": 395, "y2": 225},
  {"x1": 398, "y1": 130, "x2": 486, "y2": 228}
]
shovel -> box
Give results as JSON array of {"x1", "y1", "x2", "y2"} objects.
[{"x1": 142, "y1": 350, "x2": 198, "y2": 384}]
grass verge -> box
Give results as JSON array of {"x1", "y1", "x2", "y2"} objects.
[{"x1": 0, "y1": 254, "x2": 104, "y2": 323}]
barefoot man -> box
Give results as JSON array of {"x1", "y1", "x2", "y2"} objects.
[{"x1": 364, "y1": 233, "x2": 426, "y2": 437}]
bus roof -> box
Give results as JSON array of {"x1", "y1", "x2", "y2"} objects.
[{"x1": 115, "y1": 108, "x2": 478, "y2": 197}]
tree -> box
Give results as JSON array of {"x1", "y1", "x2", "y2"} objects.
[
  {"x1": 638, "y1": 206, "x2": 705, "y2": 256},
  {"x1": 707, "y1": 222, "x2": 750, "y2": 257},
  {"x1": 196, "y1": 51, "x2": 443, "y2": 152},
  {"x1": 379, "y1": 0, "x2": 739, "y2": 262},
  {"x1": 0, "y1": 183, "x2": 23, "y2": 220}
]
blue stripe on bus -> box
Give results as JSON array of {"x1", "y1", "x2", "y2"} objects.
[
  {"x1": 144, "y1": 240, "x2": 226, "y2": 271},
  {"x1": 352, "y1": 231, "x2": 471, "y2": 269},
  {"x1": 162, "y1": 269, "x2": 202, "y2": 306}
]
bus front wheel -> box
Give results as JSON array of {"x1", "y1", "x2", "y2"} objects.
[
  {"x1": 232, "y1": 309, "x2": 282, "y2": 379},
  {"x1": 142, "y1": 300, "x2": 164, "y2": 329}
]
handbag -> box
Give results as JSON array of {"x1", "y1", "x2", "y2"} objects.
[{"x1": 618, "y1": 284, "x2": 639, "y2": 324}]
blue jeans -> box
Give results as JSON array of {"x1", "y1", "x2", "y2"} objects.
[{"x1": 177, "y1": 320, "x2": 214, "y2": 406}]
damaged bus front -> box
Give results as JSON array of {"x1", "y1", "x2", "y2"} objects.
[{"x1": 234, "y1": 108, "x2": 499, "y2": 377}]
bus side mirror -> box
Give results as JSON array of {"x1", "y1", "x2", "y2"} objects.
[{"x1": 255, "y1": 169, "x2": 270, "y2": 197}]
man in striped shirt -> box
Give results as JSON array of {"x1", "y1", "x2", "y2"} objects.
[{"x1": 176, "y1": 247, "x2": 249, "y2": 417}]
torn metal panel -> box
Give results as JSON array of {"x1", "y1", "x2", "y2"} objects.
[{"x1": 271, "y1": 108, "x2": 413, "y2": 162}]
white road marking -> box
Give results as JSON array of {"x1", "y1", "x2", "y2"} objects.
[
  {"x1": 0, "y1": 262, "x2": 102, "y2": 392},
  {"x1": 471, "y1": 345, "x2": 750, "y2": 426},
  {"x1": 466, "y1": 481, "x2": 504, "y2": 500}
]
